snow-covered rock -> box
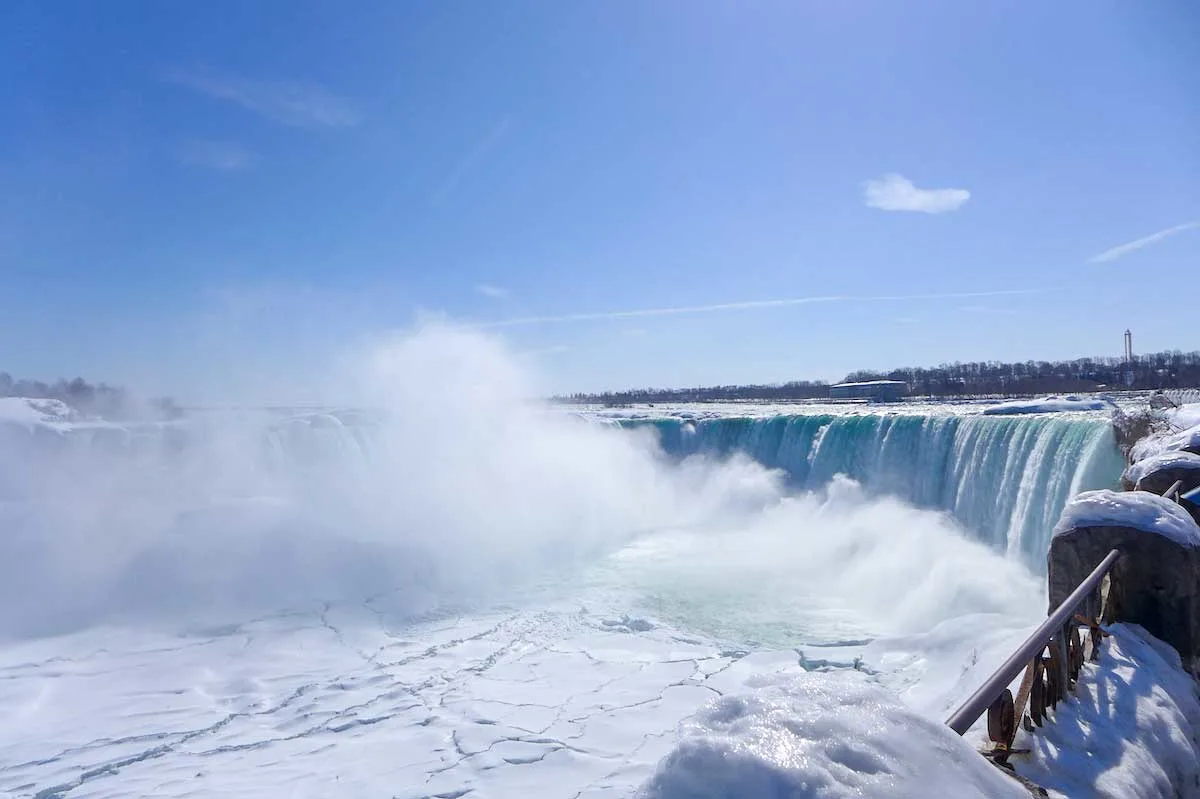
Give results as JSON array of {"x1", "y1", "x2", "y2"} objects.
[
  {"x1": 1051, "y1": 490, "x2": 1200, "y2": 678},
  {"x1": 982, "y1": 395, "x2": 1115, "y2": 415},
  {"x1": 1053, "y1": 489, "x2": 1200, "y2": 546},
  {"x1": 1121, "y1": 450, "x2": 1200, "y2": 491},
  {"x1": 1175, "y1": 403, "x2": 1200, "y2": 430},
  {"x1": 1130, "y1": 423, "x2": 1200, "y2": 462}
]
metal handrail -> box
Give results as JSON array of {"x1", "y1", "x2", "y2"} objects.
[{"x1": 946, "y1": 547, "x2": 1120, "y2": 735}]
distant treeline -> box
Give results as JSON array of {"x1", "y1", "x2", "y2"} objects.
[
  {"x1": 559, "y1": 380, "x2": 832, "y2": 405},
  {"x1": 845, "y1": 350, "x2": 1200, "y2": 397},
  {"x1": 0, "y1": 372, "x2": 182, "y2": 420},
  {"x1": 559, "y1": 350, "x2": 1200, "y2": 405}
]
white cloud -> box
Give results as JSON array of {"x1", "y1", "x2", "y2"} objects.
[
  {"x1": 863, "y1": 173, "x2": 970, "y2": 214},
  {"x1": 177, "y1": 139, "x2": 254, "y2": 171},
  {"x1": 476, "y1": 283, "x2": 510, "y2": 299},
  {"x1": 1088, "y1": 221, "x2": 1198, "y2": 264},
  {"x1": 165, "y1": 68, "x2": 359, "y2": 129},
  {"x1": 479, "y1": 289, "x2": 1046, "y2": 328}
]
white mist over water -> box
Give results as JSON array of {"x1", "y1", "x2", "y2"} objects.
[
  {"x1": 597, "y1": 475, "x2": 1044, "y2": 645},
  {"x1": 0, "y1": 325, "x2": 779, "y2": 638},
  {"x1": 0, "y1": 324, "x2": 1043, "y2": 647}
]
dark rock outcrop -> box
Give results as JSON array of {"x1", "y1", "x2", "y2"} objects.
[{"x1": 1050, "y1": 492, "x2": 1200, "y2": 677}]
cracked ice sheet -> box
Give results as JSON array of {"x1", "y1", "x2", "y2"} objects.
[
  {"x1": 0, "y1": 605, "x2": 767, "y2": 799},
  {"x1": 0, "y1": 607, "x2": 1052, "y2": 799},
  {"x1": 7, "y1": 602, "x2": 1196, "y2": 799}
]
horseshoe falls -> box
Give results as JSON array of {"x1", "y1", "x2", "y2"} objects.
[
  {"x1": 0, "y1": 324, "x2": 1173, "y2": 799},
  {"x1": 620, "y1": 411, "x2": 1124, "y2": 569}
]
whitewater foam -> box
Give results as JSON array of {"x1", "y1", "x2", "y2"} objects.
[
  {"x1": 594, "y1": 475, "x2": 1044, "y2": 645},
  {"x1": 0, "y1": 326, "x2": 791, "y2": 638},
  {"x1": 614, "y1": 410, "x2": 1123, "y2": 567}
]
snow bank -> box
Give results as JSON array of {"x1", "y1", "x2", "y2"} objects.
[
  {"x1": 982, "y1": 395, "x2": 1115, "y2": 415},
  {"x1": 636, "y1": 671, "x2": 1028, "y2": 799},
  {"x1": 1173, "y1": 403, "x2": 1200, "y2": 430},
  {"x1": 1163, "y1": 424, "x2": 1200, "y2": 454},
  {"x1": 1053, "y1": 489, "x2": 1200, "y2": 546},
  {"x1": 0, "y1": 396, "x2": 76, "y2": 426},
  {"x1": 1123, "y1": 451, "x2": 1200, "y2": 487},
  {"x1": 1017, "y1": 623, "x2": 1200, "y2": 799},
  {"x1": 638, "y1": 621, "x2": 1200, "y2": 799},
  {"x1": 1131, "y1": 423, "x2": 1200, "y2": 462}
]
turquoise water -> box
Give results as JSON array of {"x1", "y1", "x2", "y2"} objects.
[{"x1": 620, "y1": 413, "x2": 1124, "y2": 568}]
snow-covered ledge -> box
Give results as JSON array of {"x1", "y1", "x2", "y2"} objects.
[
  {"x1": 1122, "y1": 450, "x2": 1200, "y2": 492},
  {"x1": 1050, "y1": 490, "x2": 1200, "y2": 677}
]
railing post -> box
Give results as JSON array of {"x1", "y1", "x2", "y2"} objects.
[
  {"x1": 1056, "y1": 623, "x2": 1071, "y2": 697},
  {"x1": 1081, "y1": 580, "x2": 1097, "y2": 623}
]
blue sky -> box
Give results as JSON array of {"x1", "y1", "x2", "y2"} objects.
[{"x1": 2, "y1": 1, "x2": 1197, "y2": 400}]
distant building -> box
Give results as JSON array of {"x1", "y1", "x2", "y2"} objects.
[{"x1": 828, "y1": 380, "x2": 907, "y2": 402}]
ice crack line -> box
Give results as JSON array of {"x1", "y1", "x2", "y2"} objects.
[
  {"x1": 26, "y1": 681, "x2": 319, "y2": 798},
  {"x1": 424, "y1": 732, "x2": 591, "y2": 784},
  {"x1": 377, "y1": 614, "x2": 523, "y2": 669}
]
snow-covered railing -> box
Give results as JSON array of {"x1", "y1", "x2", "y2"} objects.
[{"x1": 945, "y1": 548, "x2": 1121, "y2": 764}]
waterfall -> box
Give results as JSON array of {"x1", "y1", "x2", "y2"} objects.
[
  {"x1": 620, "y1": 413, "x2": 1123, "y2": 567},
  {"x1": 0, "y1": 402, "x2": 1123, "y2": 569}
]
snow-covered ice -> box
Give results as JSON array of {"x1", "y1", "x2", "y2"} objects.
[
  {"x1": 0, "y1": 396, "x2": 76, "y2": 426},
  {"x1": 3, "y1": 601, "x2": 1197, "y2": 798},
  {"x1": 0, "y1": 606, "x2": 761, "y2": 798},
  {"x1": 1053, "y1": 489, "x2": 1200, "y2": 546},
  {"x1": 982, "y1": 396, "x2": 1116, "y2": 415},
  {"x1": 0, "y1": 601, "x2": 1032, "y2": 799},
  {"x1": 583, "y1": 394, "x2": 1125, "y2": 423}
]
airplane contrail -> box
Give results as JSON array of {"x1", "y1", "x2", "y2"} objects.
[{"x1": 478, "y1": 288, "x2": 1051, "y2": 328}]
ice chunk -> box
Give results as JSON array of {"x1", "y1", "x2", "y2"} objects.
[{"x1": 1053, "y1": 489, "x2": 1200, "y2": 546}]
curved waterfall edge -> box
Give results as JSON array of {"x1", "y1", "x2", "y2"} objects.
[{"x1": 618, "y1": 412, "x2": 1124, "y2": 569}]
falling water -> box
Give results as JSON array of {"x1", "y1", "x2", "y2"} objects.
[{"x1": 619, "y1": 413, "x2": 1123, "y2": 567}]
